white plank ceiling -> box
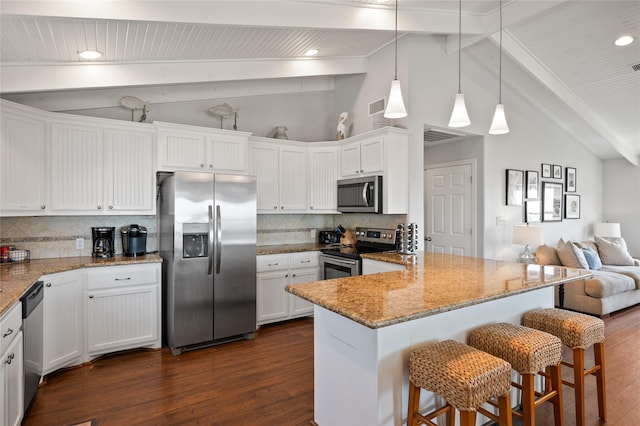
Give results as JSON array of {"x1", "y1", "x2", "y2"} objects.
[{"x1": 1, "y1": 0, "x2": 638, "y2": 163}]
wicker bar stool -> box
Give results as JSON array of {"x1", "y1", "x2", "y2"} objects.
[
  {"x1": 469, "y1": 323, "x2": 564, "y2": 426},
  {"x1": 523, "y1": 308, "x2": 606, "y2": 425},
  {"x1": 407, "y1": 339, "x2": 513, "y2": 426}
]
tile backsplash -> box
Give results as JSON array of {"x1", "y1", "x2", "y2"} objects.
[{"x1": 0, "y1": 213, "x2": 407, "y2": 259}]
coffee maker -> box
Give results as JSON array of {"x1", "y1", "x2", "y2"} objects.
[{"x1": 92, "y1": 227, "x2": 115, "y2": 258}]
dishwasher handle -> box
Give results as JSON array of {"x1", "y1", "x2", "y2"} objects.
[{"x1": 21, "y1": 280, "x2": 44, "y2": 319}]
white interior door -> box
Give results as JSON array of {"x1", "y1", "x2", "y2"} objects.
[{"x1": 424, "y1": 163, "x2": 474, "y2": 256}]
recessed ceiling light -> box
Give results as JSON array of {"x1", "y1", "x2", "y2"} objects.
[
  {"x1": 305, "y1": 49, "x2": 319, "y2": 56},
  {"x1": 614, "y1": 35, "x2": 634, "y2": 46},
  {"x1": 78, "y1": 50, "x2": 103, "y2": 60}
]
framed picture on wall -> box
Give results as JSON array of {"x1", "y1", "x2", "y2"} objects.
[
  {"x1": 506, "y1": 169, "x2": 524, "y2": 206},
  {"x1": 565, "y1": 167, "x2": 577, "y2": 192},
  {"x1": 524, "y1": 200, "x2": 541, "y2": 223},
  {"x1": 525, "y1": 170, "x2": 539, "y2": 199},
  {"x1": 552, "y1": 164, "x2": 562, "y2": 179},
  {"x1": 565, "y1": 194, "x2": 580, "y2": 219},
  {"x1": 541, "y1": 163, "x2": 552, "y2": 178},
  {"x1": 542, "y1": 181, "x2": 563, "y2": 222}
]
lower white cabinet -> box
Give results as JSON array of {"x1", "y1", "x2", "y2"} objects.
[
  {"x1": 256, "y1": 252, "x2": 318, "y2": 326},
  {"x1": 1, "y1": 302, "x2": 24, "y2": 426},
  {"x1": 86, "y1": 264, "x2": 161, "y2": 358},
  {"x1": 42, "y1": 271, "x2": 84, "y2": 375}
]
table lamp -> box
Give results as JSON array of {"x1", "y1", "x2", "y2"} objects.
[
  {"x1": 594, "y1": 222, "x2": 621, "y2": 239},
  {"x1": 513, "y1": 225, "x2": 544, "y2": 264}
]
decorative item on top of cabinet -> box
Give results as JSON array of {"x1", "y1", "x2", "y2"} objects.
[
  {"x1": 208, "y1": 103, "x2": 237, "y2": 130},
  {"x1": 271, "y1": 126, "x2": 288, "y2": 140},
  {"x1": 337, "y1": 112, "x2": 350, "y2": 140}
]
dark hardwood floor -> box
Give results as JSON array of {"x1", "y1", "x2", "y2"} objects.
[{"x1": 23, "y1": 306, "x2": 640, "y2": 426}]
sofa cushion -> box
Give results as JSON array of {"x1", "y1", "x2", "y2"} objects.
[
  {"x1": 595, "y1": 236, "x2": 634, "y2": 266},
  {"x1": 557, "y1": 239, "x2": 589, "y2": 269},
  {"x1": 536, "y1": 245, "x2": 561, "y2": 266},
  {"x1": 582, "y1": 247, "x2": 603, "y2": 270},
  {"x1": 600, "y1": 265, "x2": 640, "y2": 289},
  {"x1": 584, "y1": 270, "x2": 636, "y2": 298}
]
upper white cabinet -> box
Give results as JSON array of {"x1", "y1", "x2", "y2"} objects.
[
  {"x1": 340, "y1": 127, "x2": 410, "y2": 214},
  {"x1": 0, "y1": 101, "x2": 48, "y2": 215},
  {"x1": 340, "y1": 137, "x2": 384, "y2": 177},
  {"x1": 308, "y1": 145, "x2": 339, "y2": 213},
  {"x1": 248, "y1": 139, "x2": 307, "y2": 213},
  {"x1": 49, "y1": 118, "x2": 157, "y2": 215},
  {"x1": 156, "y1": 121, "x2": 249, "y2": 173}
]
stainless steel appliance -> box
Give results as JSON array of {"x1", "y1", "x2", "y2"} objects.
[
  {"x1": 20, "y1": 280, "x2": 43, "y2": 411},
  {"x1": 92, "y1": 227, "x2": 115, "y2": 258},
  {"x1": 319, "y1": 227, "x2": 397, "y2": 279},
  {"x1": 157, "y1": 172, "x2": 257, "y2": 355},
  {"x1": 121, "y1": 224, "x2": 147, "y2": 257},
  {"x1": 337, "y1": 175, "x2": 383, "y2": 213}
]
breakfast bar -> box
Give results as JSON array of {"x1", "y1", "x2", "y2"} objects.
[{"x1": 286, "y1": 252, "x2": 592, "y2": 426}]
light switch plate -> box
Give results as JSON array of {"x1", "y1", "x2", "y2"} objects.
[
  {"x1": 496, "y1": 216, "x2": 506, "y2": 226},
  {"x1": 75, "y1": 237, "x2": 84, "y2": 250}
]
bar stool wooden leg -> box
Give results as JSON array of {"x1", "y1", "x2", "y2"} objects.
[
  {"x1": 549, "y1": 364, "x2": 564, "y2": 426},
  {"x1": 521, "y1": 373, "x2": 536, "y2": 426},
  {"x1": 497, "y1": 393, "x2": 513, "y2": 426},
  {"x1": 573, "y1": 347, "x2": 586, "y2": 426},
  {"x1": 459, "y1": 410, "x2": 476, "y2": 426},
  {"x1": 407, "y1": 380, "x2": 420, "y2": 426},
  {"x1": 594, "y1": 342, "x2": 607, "y2": 420}
]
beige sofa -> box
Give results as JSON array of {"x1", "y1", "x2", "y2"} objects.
[{"x1": 536, "y1": 236, "x2": 640, "y2": 317}]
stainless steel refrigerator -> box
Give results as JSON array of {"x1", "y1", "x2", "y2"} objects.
[{"x1": 157, "y1": 171, "x2": 257, "y2": 355}]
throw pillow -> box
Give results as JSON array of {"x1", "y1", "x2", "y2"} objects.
[
  {"x1": 582, "y1": 247, "x2": 603, "y2": 270},
  {"x1": 556, "y1": 239, "x2": 589, "y2": 269},
  {"x1": 579, "y1": 240, "x2": 599, "y2": 256},
  {"x1": 535, "y1": 245, "x2": 561, "y2": 265},
  {"x1": 594, "y1": 235, "x2": 635, "y2": 266}
]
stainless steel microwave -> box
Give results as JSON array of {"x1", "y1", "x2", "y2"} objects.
[{"x1": 337, "y1": 175, "x2": 382, "y2": 213}]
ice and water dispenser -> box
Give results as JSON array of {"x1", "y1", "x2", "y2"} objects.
[{"x1": 183, "y1": 223, "x2": 208, "y2": 258}]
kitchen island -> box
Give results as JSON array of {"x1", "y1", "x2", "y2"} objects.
[{"x1": 286, "y1": 251, "x2": 591, "y2": 426}]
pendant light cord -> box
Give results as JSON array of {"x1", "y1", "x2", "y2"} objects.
[
  {"x1": 457, "y1": 0, "x2": 462, "y2": 93},
  {"x1": 394, "y1": 0, "x2": 398, "y2": 79},
  {"x1": 498, "y1": 0, "x2": 503, "y2": 103}
]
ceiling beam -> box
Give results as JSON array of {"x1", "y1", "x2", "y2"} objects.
[
  {"x1": 0, "y1": 57, "x2": 367, "y2": 94},
  {"x1": 495, "y1": 30, "x2": 639, "y2": 166}
]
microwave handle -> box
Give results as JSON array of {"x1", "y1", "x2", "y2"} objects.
[{"x1": 362, "y1": 182, "x2": 370, "y2": 206}]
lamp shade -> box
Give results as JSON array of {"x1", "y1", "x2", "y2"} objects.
[
  {"x1": 594, "y1": 222, "x2": 621, "y2": 238},
  {"x1": 512, "y1": 225, "x2": 544, "y2": 246},
  {"x1": 384, "y1": 79, "x2": 407, "y2": 119},
  {"x1": 489, "y1": 103, "x2": 509, "y2": 134},
  {"x1": 448, "y1": 93, "x2": 471, "y2": 127}
]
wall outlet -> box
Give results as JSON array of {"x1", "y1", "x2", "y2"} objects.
[
  {"x1": 496, "y1": 216, "x2": 506, "y2": 226},
  {"x1": 310, "y1": 229, "x2": 316, "y2": 239},
  {"x1": 75, "y1": 237, "x2": 84, "y2": 250}
]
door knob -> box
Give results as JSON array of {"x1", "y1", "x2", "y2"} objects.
[{"x1": 426, "y1": 237, "x2": 432, "y2": 242}]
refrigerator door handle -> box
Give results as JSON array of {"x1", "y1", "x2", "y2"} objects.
[
  {"x1": 208, "y1": 205, "x2": 214, "y2": 275},
  {"x1": 216, "y1": 204, "x2": 222, "y2": 274}
]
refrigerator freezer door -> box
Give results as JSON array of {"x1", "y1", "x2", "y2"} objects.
[{"x1": 213, "y1": 174, "x2": 257, "y2": 340}]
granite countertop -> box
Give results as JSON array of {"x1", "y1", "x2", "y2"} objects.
[
  {"x1": 286, "y1": 251, "x2": 592, "y2": 329},
  {"x1": 257, "y1": 243, "x2": 326, "y2": 255},
  {"x1": 0, "y1": 254, "x2": 163, "y2": 317}
]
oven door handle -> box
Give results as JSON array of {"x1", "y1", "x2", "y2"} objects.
[{"x1": 321, "y1": 255, "x2": 359, "y2": 267}]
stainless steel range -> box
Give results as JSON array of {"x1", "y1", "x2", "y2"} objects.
[{"x1": 319, "y1": 227, "x2": 397, "y2": 279}]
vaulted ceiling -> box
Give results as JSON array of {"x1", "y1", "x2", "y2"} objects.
[{"x1": 1, "y1": 1, "x2": 638, "y2": 164}]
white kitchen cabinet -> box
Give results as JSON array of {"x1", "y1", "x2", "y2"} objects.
[
  {"x1": 1, "y1": 302, "x2": 24, "y2": 426},
  {"x1": 0, "y1": 101, "x2": 48, "y2": 216},
  {"x1": 49, "y1": 117, "x2": 157, "y2": 215},
  {"x1": 42, "y1": 271, "x2": 84, "y2": 375},
  {"x1": 85, "y1": 263, "x2": 161, "y2": 357},
  {"x1": 339, "y1": 137, "x2": 383, "y2": 177},
  {"x1": 256, "y1": 251, "x2": 319, "y2": 325},
  {"x1": 339, "y1": 127, "x2": 410, "y2": 214},
  {"x1": 362, "y1": 258, "x2": 406, "y2": 275},
  {"x1": 308, "y1": 146, "x2": 339, "y2": 213},
  {"x1": 156, "y1": 121, "x2": 249, "y2": 173},
  {"x1": 105, "y1": 127, "x2": 156, "y2": 213},
  {"x1": 248, "y1": 139, "x2": 307, "y2": 213}
]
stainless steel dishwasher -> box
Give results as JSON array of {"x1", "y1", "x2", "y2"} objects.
[{"x1": 21, "y1": 280, "x2": 44, "y2": 411}]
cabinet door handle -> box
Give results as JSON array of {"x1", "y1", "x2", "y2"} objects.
[
  {"x1": 114, "y1": 277, "x2": 131, "y2": 281},
  {"x1": 41, "y1": 205, "x2": 46, "y2": 209},
  {"x1": 292, "y1": 273, "x2": 296, "y2": 277},
  {"x1": 46, "y1": 282, "x2": 52, "y2": 287},
  {"x1": 97, "y1": 205, "x2": 102, "y2": 210},
  {"x1": 273, "y1": 206, "x2": 277, "y2": 210},
  {"x1": 200, "y1": 164, "x2": 205, "y2": 168},
  {"x1": 280, "y1": 206, "x2": 284, "y2": 209},
  {"x1": 5, "y1": 353, "x2": 14, "y2": 364},
  {"x1": 267, "y1": 263, "x2": 279, "y2": 266},
  {"x1": 2, "y1": 328, "x2": 13, "y2": 338},
  {"x1": 209, "y1": 164, "x2": 213, "y2": 168},
  {"x1": 285, "y1": 274, "x2": 289, "y2": 278},
  {"x1": 300, "y1": 260, "x2": 311, "y2": 263},
  {"x1": 89, "y1": 295, "x2": 94, "y2": 298},
  {"x1": 109, "y1": 205, "x2": 113, "y2": 210}
]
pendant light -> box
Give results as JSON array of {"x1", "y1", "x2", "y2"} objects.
[
  {"x1": 448, "y1": 0, "x2": 470, "y2": 128},
  {"x1": 489, "y1": 0, "x2": 510, "y2": 134},
  {"x1": 384, "y1": 0, "x2": 408, "y2": 119}
]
